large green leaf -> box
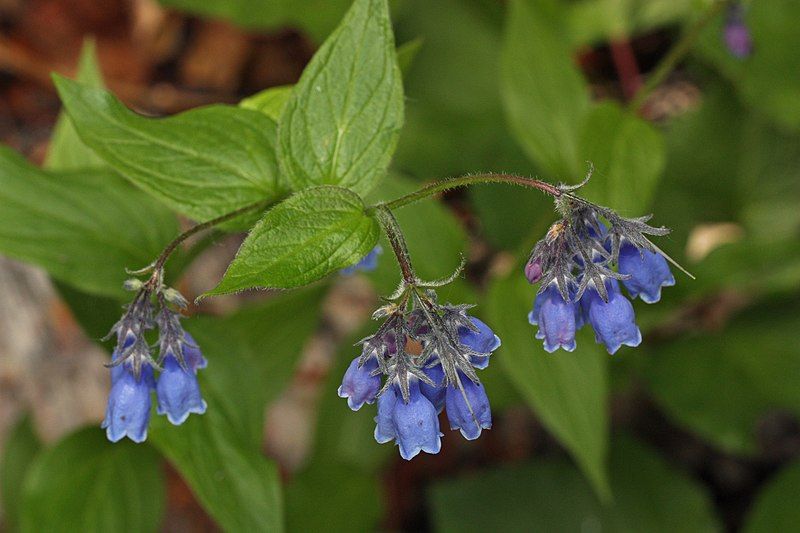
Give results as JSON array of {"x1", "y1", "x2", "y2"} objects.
[
  {"x1": 744, "y1": 460, "x2": 800, "y2": 533},
  {"x1": 644, "y1": 301, "x2": 800, "y2": 455},
  {"x1": 0, "y1": 147, "x2": 177, "y2": 297},
  {"x1": 578, "y1": 101, "x2": 666, "y2": 213},
  {"x1": 150, "y1": 415, "x2": 283, "y2": 533},
  {"x1": 151, "y1": 287, "x2": 325, "y2": 532},
  {"x1": 277, "y1": 0, "x2": 404, "y2": 196},
  {"x1": 0, "y1": 417, "x2": 41, "y2": 531},
  {"x1": 207, "y1": 186, "x2": 380, "y2": 295},
  {"x1": 20, "y1": 428, "x2": 164, "y2": 533},
  {"x1": 46, "y1": 39, "x2": 105, "y2": 170},
  {"x1": 53, "y1": 75, "x2": 283, "y2": 226},
  {"x1": 429, "y1": 434, "x2": 719, "y2": 532},
  {"x1": 501, "y1": 0, "x2": 589, "y2": 178},
  {"x1": 486, "y1": 273, "x2": 610, "y2": 499}
]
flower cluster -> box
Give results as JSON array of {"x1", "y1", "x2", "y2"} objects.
[
  {"x1": 524, "y1": 193, "x2": 677, "y2": 355},
  {"x1": 338, "y1": 288, "x2": 500, "y2": 460},
  {"x1": 102, "y1": 280, "x2": 206, "y2": 443}
]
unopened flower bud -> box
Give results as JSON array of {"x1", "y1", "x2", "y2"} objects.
[{"x1": 524, "y1": 259, "x2": 543, "y2": 284}]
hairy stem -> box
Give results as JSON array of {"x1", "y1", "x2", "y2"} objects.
[
  {"x1": 629, "y1": 0, "x2": 730, "y2": 113},
  {"x1": 145, "y1": 198, "x2": 276, "y2": 281},
  {"x1": 375, "y1": 206, "x2": 416, "y2": 285},
  {"x1": 378, "y1": 173, "x2": 561, "y2": 212}
]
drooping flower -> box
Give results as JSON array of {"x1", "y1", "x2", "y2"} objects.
[
  {"x1": 338, "y1": 353, "x2": 381, "y2": 411},
  {"x1": 529, "y1": 283, "x2": 582, "y2": 353},
  {"x1": 445, "y1": 373, "x2": 492, "y2": 440},
  {"x1": 618, "y1": 241, "x2": 675, "y2": 303},
  {"x1": 156, "y1": 333, "x2": 208, "y2": 425},
  {"x1": 102, "y1": 356, "x2": 154, "y2": 443},
  {"x1": 458, "y1": 316, "x2": 501, "y2": 369},
  {"x1": 390, "y1": 381, "x2": 442, "y2": 460},
  {"x1": 372, "y1": 381, "x2": 442, "y2": 460},
  {"x1": 340, "y1": 245, "x2": 383, "y2": 275},
  {"x1": 580, "y1": 279, "x2": 642, "y2": 355}
]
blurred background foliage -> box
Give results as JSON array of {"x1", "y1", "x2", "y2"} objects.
[{"x1": 1, "y1": 0, "x2": 800, "y2": 531}]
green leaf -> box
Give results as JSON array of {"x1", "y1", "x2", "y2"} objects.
[
  {"x1": 501, "y1": 0, "x2": 589, "y2": 178},
  {"x1": 277, "y1": 0, "x2": 404, "y2": 196},
  {"x1": 207, "y1": 186, "x2": 379, "y2": 295},
  {"x1": 46, "y1": 39, "x2": 105, "y2": 170},
  {"x1": 240, "y1": 85, "x2": 293, "y2": 122},
  {"x1": 190, "y1": 285, "x2": 327, "y2": 448},
  {"x1": 150, "y1": 287, "x2": 325, "y2": 532},
  {"x1": 0, "y1": 147, "x2": 177, "y2": 297},
  {"x1": 744, "y1": 460, "x2": 800, "y2": 533},
  {"x1": 150, "y1": 415, "x2": 283, "y2": 533},
  {"x1": 396, "y1": 37, "x2": 424, "y2": 77},
  {"x1": 429, "y1": 434, "x2": 719, "y2": 532},
  {"x1": 697, "y1": 0, "x2": 800, "y2": 132},
  {"x1": 486, "y1": 273, "x2": 610, "y2": 499},
  {"x1": 578, "y1": 101, "x2": 666, "y2": 213},
  {"x1": 1, "y1": 417, "x2": 41, "y2": 530},
  {"x1": 20, "y1": 427, "x2": 164, "y2": 533},
  {"x1": 643, "y1": 301, "x2": 800, "y2": 455},
  {"x1": 53, "y1": 75, "x2": 283, "y2": 226}
]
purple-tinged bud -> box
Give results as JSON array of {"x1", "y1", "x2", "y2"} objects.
[
  {"x1": 618, "y1": 242, "x2": 675, "y2": 304},
  {"x1": 340, "y1": 245, "x2": 383, "y2": 275},
  {"x1": 445, "y1": 375, "x2": 492, "y2": 440},
  {"x1": 724, "y1": 5, "x2": 752, "y2": 59},
  {"x1": 102, "y1": 365, "x2": 154, "y2": 443},
  {"x1": 524, "y1": 259, "x2": 543, "y2": 284},
  {"x1": 391, "y1": 381, "x2": 442, "y2": 460},
  {"x1": 529, "y1": 284, "x2": 581, "y2": 353},
  {"x1": 338, "y1": 355, "x2": 381, "y2": 411},
  {"x1": 580, "y1": 279, "x2": 641, "y2": 355}
]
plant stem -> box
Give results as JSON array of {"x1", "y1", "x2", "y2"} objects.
[
  {"x1": 379, "y1": 173, "x2": 561, "y2": 212},
  {"x1": 149, "y1": 198, "x2": 276, "y2": 277},
  {"x1": 375, "y1": 206, "x2": 416, "y2": 285},
  {"x1": 629, "y1": 0, "x2": 730, "y2": 113}
]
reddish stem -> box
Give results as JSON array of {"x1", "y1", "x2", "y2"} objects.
[{"x1": 610, "y1": 39, "x2": 642, "y2": 101}]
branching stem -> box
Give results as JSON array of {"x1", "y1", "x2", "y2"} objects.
[{"x1": 378, "y1": 173, "x2": 561, "y2": 212}]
